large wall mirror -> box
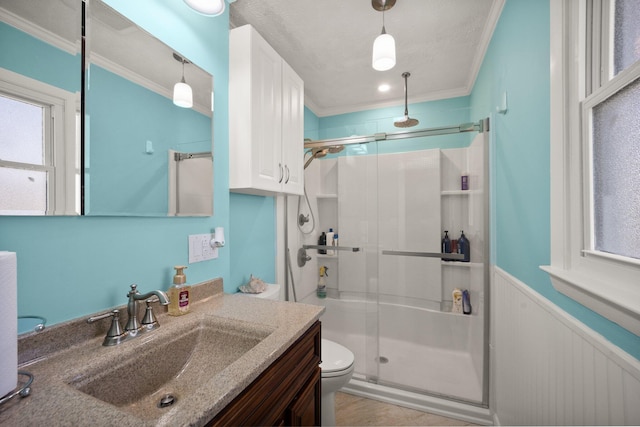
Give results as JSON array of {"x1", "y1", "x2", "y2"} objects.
[{"x1": 0, "y1": 0, "x2": 214, "y2": 217}]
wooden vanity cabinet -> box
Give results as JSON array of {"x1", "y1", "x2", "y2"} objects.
[{"x1": 208, "y1": 321, "x2": 321, "y2": 426}]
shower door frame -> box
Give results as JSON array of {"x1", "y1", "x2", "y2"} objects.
[{"x1": 282, "y1": 117, "x2": 491, "y2": 408}]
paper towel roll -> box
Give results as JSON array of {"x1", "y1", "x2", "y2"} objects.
[{"x1": 0, "y1": 252, "x2": 17, "y2": 397}]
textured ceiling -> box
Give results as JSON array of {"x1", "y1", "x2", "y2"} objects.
[{"x1": 230, "y1": 0, "x2": 503, "y2": 117}]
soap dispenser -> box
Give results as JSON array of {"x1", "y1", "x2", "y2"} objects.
[{"x1": 168, "y1": 265, "x2": 190, "y2": 316}]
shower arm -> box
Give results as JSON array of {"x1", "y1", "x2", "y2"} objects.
[{"x1": 304, "y1": 118, "x2": 488, "y2": 150}]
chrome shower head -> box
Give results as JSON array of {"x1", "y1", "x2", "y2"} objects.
[
  {"x1": 303, "y1": 145, "x2": 345, "y2": 169},
  {"x1": 394, "y1": 71, "x2": 419, "y2": 128}
]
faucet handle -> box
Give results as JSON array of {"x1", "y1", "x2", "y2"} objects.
[
  {"x1": 87, "y1": 309, "x2": 128, "y2": 346},
  {"x1": 127, "y1": 283, "x2": 138, "y2": 298},
  {"x1": 141, "y1": 299, "x2": 160, "y2": 331}
]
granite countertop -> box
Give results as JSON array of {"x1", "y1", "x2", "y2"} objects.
[{"x1": 0, "y1": 279, "x2": 324, "y2": 426}]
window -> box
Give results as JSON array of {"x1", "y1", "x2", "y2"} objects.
[
  {"x1": 0, "y1": 68, "x2": 79, "y2": 215},
  {"x1": 544, "y1": 0, "x2": 640, "y2": 335}
]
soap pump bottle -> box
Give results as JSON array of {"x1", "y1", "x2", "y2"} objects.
[
  {"x1": 442, "y1": 230, "x2": 451, "y2": 261},
  {"x1": 317, "y1": 266, "x2": 328, "y2": 298},
  {"x1": 326, "y1": 228, "x2": 335, "y2": 256},
  {"x1": 168, "y1": 265, "x2": 191, "y2": 316}
]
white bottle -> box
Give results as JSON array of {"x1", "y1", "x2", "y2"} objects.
[{"x1": 326, "y1": 228, "x2": 335, "y2": 255}]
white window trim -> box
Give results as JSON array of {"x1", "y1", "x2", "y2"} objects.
[
  {"x1": 0, "y1": 67, "x2": 79, "y2": 215},
  {"x1": 542, "y1": 0, "x2": 640, "y2": 336}
]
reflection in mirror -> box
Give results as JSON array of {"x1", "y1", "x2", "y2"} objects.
[
  {"x1": 85, "y1": 0, "x2": 214, "y2": 216},
  {"x1": 0, "y1": 0, "x2": 82, "y2": 216}
]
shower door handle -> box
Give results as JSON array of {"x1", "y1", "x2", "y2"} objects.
[
  {"x1": 381, "y1": 250, "x2": 464, "y2": 260},
  {"x1": 302, "y1": 245, "x2": 361, "y2": 252}
]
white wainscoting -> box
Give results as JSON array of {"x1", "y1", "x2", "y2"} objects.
[{"x1": 492, "y1": 267, "x2": 640, "y2": 425}]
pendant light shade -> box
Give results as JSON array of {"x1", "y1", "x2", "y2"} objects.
[
  {"x1": 372, "y1": 29, "x2": 396, "y2": 71},
  {"x1": 371, "y1": 0, "x2": 396, "y2": 71},
  {"x1": 183, "y1": 0, "x2": 225, "y2": 16},
  {"x1": 173, "y1": 54, "x2": 193, "y2": 108},
  {"x1": 173, "y1": 80, "x2": 193, "y2": 108}
]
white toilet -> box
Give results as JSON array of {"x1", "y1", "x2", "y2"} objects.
[
  {"x1": 319, "y1": 338, "x2": 354, "y2": 426},
  {"x1": 241, "y1": 284, "x2": 355, "y2": 426}
]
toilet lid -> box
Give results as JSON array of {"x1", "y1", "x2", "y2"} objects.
[{"x1": 321, "y1": 339, "x2": 354, "y2": 373}]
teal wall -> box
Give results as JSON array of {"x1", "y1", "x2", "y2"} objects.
[
  {"x1": 0, "y1": 1, "x2": 232, "y2": 327},
  {"x1": 0, "y1": 22, "x2": 80, "y2": 93},
  {"x1": 86, "y1": 65, "x2": 210, "y2": 215},
  {"x1": 229, "y1": 194, "x2": 276, "y2": 288},
  {"x1": 469, "y1": 0, "x2": 640, "y2": 358}
]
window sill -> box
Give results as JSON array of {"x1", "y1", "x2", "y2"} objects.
[{"x1": 540, "y1": 265, "x2": 640, "y2": 336}]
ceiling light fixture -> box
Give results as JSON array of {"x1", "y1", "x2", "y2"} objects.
[
  {"x1": 378, "y1": 83, "x2": 391, "y2": 92},
  {"x1": 372, "y1": 0, "x2": 396, "y2": 71},
  {"x1": 173, "y1": 53, "x2": 193, "y2": 109},
  {"x1": 183, "y1": 0, "x2": 225, "y2": 16}
]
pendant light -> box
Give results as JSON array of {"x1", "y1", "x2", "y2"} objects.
[
  {"x1": 372, "y1": 0, "x2": 396, "y2": 71},
  {"x1": 183, "y1": 0, "x2": 225, "y2": 16},
  {"x1": 173, "y1": 54, "x2": 193, "y2": 109}
]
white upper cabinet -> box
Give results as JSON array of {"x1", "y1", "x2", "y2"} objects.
[{"x1": 229, "y1": 25, "x2": 304, "y2": 196}]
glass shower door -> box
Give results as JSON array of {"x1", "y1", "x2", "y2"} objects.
[
  {"x1": 335, "y1": 140, "x2": 381, "y2": 384},
  {"x1": 372, "y1": 132, "x2": 487, "y2": 403}
]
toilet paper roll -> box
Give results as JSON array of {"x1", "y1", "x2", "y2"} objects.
[{"x1": 0, "y1": 252, "x2": 17, "y2": 397}]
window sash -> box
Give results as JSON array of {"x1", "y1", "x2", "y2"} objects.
[
  {"x1": 582, "y1": 61, "x2": 640, "y2": 262},
  {"x1": 545, "y1": 0, "x2": 640, "y2": 336}
]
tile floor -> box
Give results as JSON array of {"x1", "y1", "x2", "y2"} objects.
[{"x1": 334, "y1": 392, "x2": 476, "y2": 426}]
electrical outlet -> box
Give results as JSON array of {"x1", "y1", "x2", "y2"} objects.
[{"x1": 188, "y1": 234, "x2": 218, "y2": 263}]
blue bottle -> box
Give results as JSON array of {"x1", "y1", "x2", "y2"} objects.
[
  {"x1": 462, "y1": 290, "x2": 472, "y2": 314},
  {"x1": 441, "y1": 230, "x2": 451, "y2": 261},
  {"x1": 458, "y1": 230, "x2": 470, "y2": 262}
]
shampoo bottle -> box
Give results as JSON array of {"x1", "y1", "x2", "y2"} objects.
[
  {"x1": 318, "y1": 232, "x2": 327, "y2": 254},
  {"x1": 317, "y1": 266, "x2": 328, "y2": 298},
  {"x1": 458, "y1": 230, "x2": 470, "y2": 262},
  {"x1": 168, "y1": 265, "x2": 191, "y2": 316},
  {"x1": 326, "y1": 228, "x2": 335, "y2": 255}
]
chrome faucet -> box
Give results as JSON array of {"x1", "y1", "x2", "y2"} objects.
[
  {"x1": 125, "y1": 284, "x2": 169, "y2": 334},
  {"x1": 87, "y1": 284, "x2": 169, "y2": 346}
]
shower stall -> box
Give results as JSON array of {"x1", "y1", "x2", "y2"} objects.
[{"x1": 283, "y1": 115, "x2": 491, "y2": 422}]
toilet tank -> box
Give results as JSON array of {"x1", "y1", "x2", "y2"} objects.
[{"x1": 240, "y1": 283, "x2": 281, "y2": 300}]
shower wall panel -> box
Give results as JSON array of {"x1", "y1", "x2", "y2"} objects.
[{"x1": 377, "y1": 150, "x2": 441, "y2": 307}]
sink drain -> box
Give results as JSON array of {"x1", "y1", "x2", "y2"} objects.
[
  {"x1": 375, "y1": 356, "x2": 389, "y2": 364},
  {"x1": 157, "y1": 394, "x2": 177, "y2": 408}
]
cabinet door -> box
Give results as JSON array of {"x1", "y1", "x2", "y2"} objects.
[
  {"x1": 250, "y1": 31, "x2": 283, "y2": 193},
  {"x1": 281, "y1": 61, "x2": 304, "y2": 195},
  {"x1": 287, "y1": 367, "x2": 321, "y2": 426}
]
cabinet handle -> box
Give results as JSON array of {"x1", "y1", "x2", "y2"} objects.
[
  {"x1": 284, "y1": 165, "x2": 290, "y2": 184},
  {"x1": 278, "y1": 163, "x2": 284, "y2": 183}
]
